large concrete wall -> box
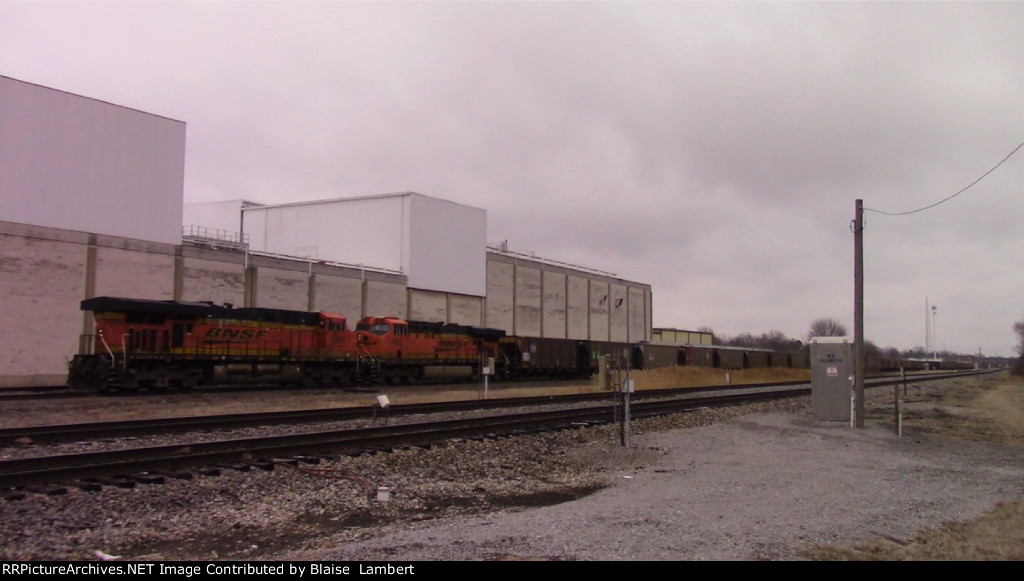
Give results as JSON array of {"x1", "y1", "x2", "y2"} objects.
[
  {"x1": 589, "y1": 280, "x2": 611, "y2": 341},
  {"x1": 0, "y1": 223, "x2": 88, "y2": 385},
  {"x1": 449, "y1": 295, "x2": 484, "y2": 327},
  {"x1": 179, "y1": 249, "x2": 247, "y2": 308},
  {"x1": 567, "y1": 275, "x2": 589, "y2": 340},
  {"x1": 250, "y1": 261, "x2": 311, "y2": 311},
  {"x1": 407, "y1": 289, "x2": 484, "y2": 326},
  {"x1": 514, "y1": 265, "x2": 542, "y2": 338},
  {"x1": 0, "y1": 224, "x2": 181, "y2": 386},
  {"x1": 485, "y1": 260, "x2": 515, "y2": 333},
  {"x1": 485, "y1": 251, "x2": 651, "y2": 343},
  {"x1": 312, "y1": 273, "x2": 364, "y2": 322},
  {"x1": 542, "y1": 270, "x2": 567, "y2": 339},
  {"x1": 94, "y1": 244, "x2": 176, "y2": 300},
  {"x1": 364, "y1": 279, "x2": 406, "y2": 319},
  {"x1": 408, "y1": 289, "x2": 448, "y2": 323},
  {"x1": 182, "y1": 250, "x2": 385, "y2": 324},
  {"x1": 628, "y1": 287, "x2": 649, "y2": 343}
]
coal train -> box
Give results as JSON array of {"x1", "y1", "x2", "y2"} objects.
[
  {"x1": 874, "y1": 356, "x2": 976, "y2": 373},
  {"x1": 68, "y1": 296, "x2": 810, "y2": 393}
]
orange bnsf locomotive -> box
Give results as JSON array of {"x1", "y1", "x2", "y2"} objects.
[
  {"x1": 68, "y1": 297, "x2": 505, "y2": 392},
  {"x1": 353, "y1": 316, "x2": 506, "y2": 383}
]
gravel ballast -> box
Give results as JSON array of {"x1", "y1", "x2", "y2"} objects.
[{"x1": 2, "y1": 374, "x2": 1022, "y2": 561}]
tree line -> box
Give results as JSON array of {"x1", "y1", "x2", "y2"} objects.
[
  {"x1": 1014, "y1": 317, "x2": 1024, "y2": 375},
  {"x1": 712, "y1": 317, "x2": 1012, "y2": 369}
]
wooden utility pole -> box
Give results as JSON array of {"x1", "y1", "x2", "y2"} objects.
[{"x1": 854, "y1": 199, "x2": 865, "y2": 428}]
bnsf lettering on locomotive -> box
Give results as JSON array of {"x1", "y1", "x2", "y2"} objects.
[{"x1": 204, "y1": 328, "x2": 268, "y2": 340}]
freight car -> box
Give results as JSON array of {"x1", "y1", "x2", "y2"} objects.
[
  {"x1": 634, "y1": 342, "x2": 682, "y2": 369},
  {"x1": 632, "y1": 342, "x2": 807, "y2": 372},
  {"x1": 875, "y1": 357, "x2": 976, "y2": 373},
  {"x1": 500, "y1": 336, "x2": 589, "y2": 379}
]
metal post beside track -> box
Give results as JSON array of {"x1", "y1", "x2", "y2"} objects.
[
  {"x1": 899, "y1": 367, "x2": 908, "y2": 436},
  {"x1": 620, "y1": 371, "x2": 633, "y2": 448}
]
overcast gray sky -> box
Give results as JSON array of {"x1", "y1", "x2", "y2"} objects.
[{"x1": 2, "y1": 1, "x2": 1022, "y2": 356}]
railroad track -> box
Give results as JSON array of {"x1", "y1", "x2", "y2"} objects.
[
  {"x1": 0, "y1": 388, "x2": 808, "y2": 493},
  {"x1": 0, "y1": 368, "x2": 980, "y2": 403},
  {"x1": 0, "y1": 386, "x2": 87, "y2": 402},
  {"x1": 0, "y1": 381, "x2": 806, "y2": 445},
  {"x1": 0, "y1": 378, "x2": 590, "y2": 402},
  {"x1": 0, "y1": 370, "x2": 997, "y2": 496},
  {"x1": 0, "y1": 370, "x2": 987, "y2": 445}
]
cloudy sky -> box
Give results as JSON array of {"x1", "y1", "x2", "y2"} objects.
[{"x1": 2, "y1": 1, "x2": 1022, "y2": 356}]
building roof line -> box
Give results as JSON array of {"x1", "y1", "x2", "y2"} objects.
[{"x1": 1, "y1": 74, "x2": 186, "y2": 125}]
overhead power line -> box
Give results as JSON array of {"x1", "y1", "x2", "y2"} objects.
[{"x1": 865, "y1": 140, "x2": 1024, "y2": 216}]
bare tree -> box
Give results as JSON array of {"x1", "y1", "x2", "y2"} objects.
[
  {"x1": 905, "y1": 346, "x2": 927, "y2": 359},
  {"x1": 759, "y1": 329, "x2": 791, "y2": 352},
  {"x1": 807, "y1": 318, "x2": 848, "y2": 341},
  {"x1": 718, "y1": 329, "x2": 799, "y2": 351},
  {"x1": 1013, "y1": 318, "x2": 1024, "y2": 375},
  {"x1": 862, "y1": 339, "x2": 882, "y2": 371},
  {"x1": 1015, "y1": 318, "x2": 1024, "y2": 356}
]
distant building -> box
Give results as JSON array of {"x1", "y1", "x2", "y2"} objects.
[{"x1": 652, "y1": 327, "x2": 713, "y2": 346}]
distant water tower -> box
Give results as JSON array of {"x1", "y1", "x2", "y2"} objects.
[{"x1": 925, "y1": 297, "x2": 938, "y2": 359}]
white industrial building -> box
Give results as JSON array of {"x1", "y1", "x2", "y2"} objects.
[
  {"x1": 0, "y1": 75, "x2": 186, "y2": 245},
  {"x1": 241, "y1": 193, "x2": 487, "y2": 297},
  {"x1": 0, "y1": 74, "x2": 651, "y2": 387}
]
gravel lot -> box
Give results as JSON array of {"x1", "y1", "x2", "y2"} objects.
[{"x1": 2, "y1": 372, "x2": 1022, "y2": 561}]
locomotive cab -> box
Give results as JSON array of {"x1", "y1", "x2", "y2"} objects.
[
  {"x1": 317, "y1": 312, "x2": 356, "y2": 357},
  {"x1": 355, "y1": 316, "x2": 408, "y2": 352}
]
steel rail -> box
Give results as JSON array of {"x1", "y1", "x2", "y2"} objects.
[
  {"x1": 0, "y1": 388, "x2": 820, "y2": 490},
  {"x1": 5, "y1": 371, "x2": 995, "y2": 492},
  {"x1": 0, "y1": 370, "x2": 996, "y2": 446}
]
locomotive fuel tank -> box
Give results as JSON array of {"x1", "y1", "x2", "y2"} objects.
[{"x1": 420, "y1": 365, "x2": 475, "y2": 379}]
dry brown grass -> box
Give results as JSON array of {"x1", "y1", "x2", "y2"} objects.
[
  {"x1": 465, "y1": 366, "x2": 811, "y2": 400},
  {"x1": 803, "y1": 373, "x2": 1024, "y2": 561},
  {"x1": 390, "y1": 366, "x2": 811, "y2": 404},
  {"x1": 626, "y1": 365, "x2": 810, "y2": 391},
  {"x1": 807, "y1": 499, "x2": 1024, "y2": 560}
]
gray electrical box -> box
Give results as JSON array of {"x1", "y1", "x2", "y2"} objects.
[{"x1": 810, "y1": 337, "x2": 853, "y2": 421}]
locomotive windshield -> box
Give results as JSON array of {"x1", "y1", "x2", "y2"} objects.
[{"x1": 356, "y1": 323, "x2": 391, "y2": 335}]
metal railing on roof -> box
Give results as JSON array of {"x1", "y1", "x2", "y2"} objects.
[
  {"x1": 486, "y1": 242, "x2": 617, "y2": 277},
  {"x1": 243, "y1": 249, "x2": 404, "y2": 277},
  {"x1": 182, "y1": 226, "x2": 402, "y2": 276},
  {"x1": 182, "y1": 225, "x2": 250, "y2": 251}
]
